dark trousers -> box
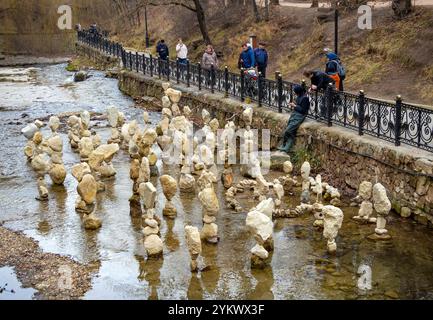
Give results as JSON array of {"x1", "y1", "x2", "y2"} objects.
[
  {"x1": 178, "y1": 58, "x2": 187, "y2": 65},
  {"x1": 278, "y1": 111, "x2": 306, "y2": 153},
  {"x1": 257, "y1": 65, "x2": 267, "y2": 78}
]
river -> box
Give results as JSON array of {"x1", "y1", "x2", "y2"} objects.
[{"x1": 0, "y1": 63, "x2": 433, "y2": 300}]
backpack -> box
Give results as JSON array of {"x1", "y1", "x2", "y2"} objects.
[{"x1": 335, "y1": 59, "x2": 346, "y2": 80}]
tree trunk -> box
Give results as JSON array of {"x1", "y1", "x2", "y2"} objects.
[
  {"x1": 311, "y1": 0, "x2": 319, "y2": 7},
  {"x1": 265, "y1": 0, "x2": 270, "y2": 21},
  {"x1": 252, "y1": 0, "x2": 261, "y2": 22},
  {"x1": 392, "y1": 0, "x2": 412, "y2": 18},
  {"x1": 193, "y1": 0, "x2": 212, "y2": 45},
  {"x1": 270, "y1": 0, "x2": 279, "y2": 4}
]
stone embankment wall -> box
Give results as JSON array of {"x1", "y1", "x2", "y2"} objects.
[
  {"x1": 77, "y1": 42, "x2": 433, "y2": 227},
  {"x1": 75, "y1": 43, "x2": 120, "y2": 70}
]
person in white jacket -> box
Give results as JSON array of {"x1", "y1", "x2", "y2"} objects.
[{"x1": 176, "y1": 38, "x2": 188, "y2": 65}]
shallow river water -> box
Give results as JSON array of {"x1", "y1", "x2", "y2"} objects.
[{"x1": 1, "y1": 64, "x2": 433, "y2": 300}]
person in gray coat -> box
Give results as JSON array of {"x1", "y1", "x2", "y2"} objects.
[{"x1": 201, "y1": 45, "x2": 218, "y2": 87}]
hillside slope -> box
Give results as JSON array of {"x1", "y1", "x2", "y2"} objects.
[{"x1": 112, "y1": 5, "x2": 433, "y2": 106}]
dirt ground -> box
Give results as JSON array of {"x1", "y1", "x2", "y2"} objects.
[{"x1": 0, "y1": 226, "x2": 98, "y2": 300}]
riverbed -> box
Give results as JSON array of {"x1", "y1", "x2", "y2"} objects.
[{"x1": 1, "y1": 63, "x2": 433, "y2": 300}]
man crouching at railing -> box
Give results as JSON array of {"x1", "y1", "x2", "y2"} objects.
[{"x1": 277, "y1": 85, "x2": 310, "y2": 154}]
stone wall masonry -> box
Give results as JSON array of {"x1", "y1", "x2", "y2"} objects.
[{"x1": 77, "y1": 42, "x2": 433, "y2": 227}]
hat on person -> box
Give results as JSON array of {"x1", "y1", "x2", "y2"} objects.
[{"x1": 294, "y1": 84, "x2": 306, "y2": 95}]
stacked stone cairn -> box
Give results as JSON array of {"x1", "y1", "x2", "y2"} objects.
[
  {"x1": 198, "y1": 182, "x2": 220, "y2": 244},
  {"x1": 185, "y1": 226, "x2": 202, "y2": 272},
  {"x1": 71, "y1": 162, "x2": 101, "y2": 230},
  {"x1": 160, "y1": 175, "x2": 178, "y2": 219},
  {"x1": 322, "y1": 205, "x2": 344, "y2": 253},
  {"x1": 369, "y1": 183, "x2": 392, "y2": 240},
  {"x1": 140, "y1": 181, "x2": 163, "y2": 258},
  {"x1": 353, "y1": 181, "x2": 376, "y2": 223},
  {"x1": 246, "y1": 206, "x2": 274, "y2": 269}
]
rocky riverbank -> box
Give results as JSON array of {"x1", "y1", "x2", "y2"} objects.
[{"x1": 0, "y1": 226, "x2": 98, "y2": 300}]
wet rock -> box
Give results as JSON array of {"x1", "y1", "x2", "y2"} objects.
[
  {"x1": 254, "y1": 198, "x2": 275, "y2": 219},
  {"x1": 143, "y1": 226, "x2": 160, "y2": 237},
  {"x1": 384, "y1": 290, "x2": 399, "y2": 299},
  {"x1": 74, "y1": 71, "x2": 88, "y2": 82},
  {"x1": 71, "y1": 162, "x2": 91, "y2": 182},
  {"x1": 144, "y1": 234, "x2": 163, "y2": 257},
  {"x1": 78, "y1": 174, "x2": 97, "y2": 205},
  {"x1": 47, "y1": 135, "x2": 63, "y2": 153},
  {"x1": 283, "y1": 160, "x2": 293, "y2": 174},
  {"x1": 373, "y1": 183, "x2": 391, "y2": 215},
  {"x1": 198, "y1": 187, "x2": 219, "y2": 215},
  {"x1": 83, "y1": 213, "x2": 102, "y2": 230},
  {"x1": 185, "y1": 226, "x2": 202, "y2": 256},
  {"x1": 179, "y1": 173, "x2": 195, "y2": 192},
  {"x1": 201, "y1": 223, "x2": 218, "y2": 242},
  {"x1": 246, "y1": 210, "x2": 273, "y2": 242},
  {"x1": 49, "y1": 164, "x2": 67, "y2": 185},
  {"x1": 139, "y1": 182, "x2": 156, "y2": 209},
  {"x1": 160, "y1": 175, "x2": 177, "y2": 200},
  {"x1": 31, "y1": 153, "x2": 51, "y2": 175},
  {"x1": 358, "y1": 181, "x2": 373, "y2": 200},
  {"x1": 21, "y1": 123, "x2": 38, "y2": 140}
]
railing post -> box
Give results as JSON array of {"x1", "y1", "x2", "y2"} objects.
[
  {"x1": 258, "y1": 72, "x2": 263, "y2": 107},
  {"x1": 121, "y1": 49, "x2": 126, "y2": 68},
  {"x1": 198, "y1": 63, "x2": 202, "y2": 90},
  {"x1": 150, "y1": 54, "x2": 153, "y2": 77},
  {"x1": 395, "y1": 95, "x2": 402, "y2": 146},
  {"x1": 166, "y1": 60, "x2": 170, "y2": 81},
  {"x1": 224, "y1": 66, "x2": 229, "y2": 98},
  {"x1": 240, "y1": 68, "x2": 245, "y2": 102},
  {"x1": 176, "y1": 59, "x2": 180, "y2": 84},
  {"x1": 326, "y1": 83, "x2": 334, "y2": 127},
  {"x1": 136, "y1": 52, "x2": 139, "y2": 72},
  {"x1": 186, "y1": 59, "x2": 190, "y2": 87},
  {"x1": 276, "y1": 72, "x2": 283, "y2": 113},
  {"x1": 158, "y1": 57, "x2": 161, "y2": 79},
  {"x1": 358, "y1": 90, "x2": 365, "y2": 136},
  {"x1": 211, "y1": 64, "x2": 215, "y2": 94},
  {"x1": 142, "y1": 54, "x2": 146, "y2": 75}
]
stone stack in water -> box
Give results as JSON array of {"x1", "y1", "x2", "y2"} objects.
[
  {"x1": 22, "y1": 120, "x2": 54, "y2": 201},
  {"x1": 246, "y1": 207, "x2": 274, "y2": 269},
  {"x1": 322, "y1": 205, "x2": 343, "y2": 253},
  {"x1": 140, "y1": 181, "x2": 163, "y2": 258},
  {"x1": 47, "y1": 116, "x2": 67, "y2": 185},
  {"x1": 370, "y1": 183, "x2": 392, "y2": 240},
  {"x1": 353, "y1": 181, "x2": 375, "y2": 223},
  {"x1": 71, "y1": 162, "x2": 101, "y2": 230},
  {"x1": 185, "y1": 226, "x2": 202, "y2": 272},
  {"x1": 198, "y1": 184, "x2": 219, "y2": 244},
  {"x1": 220, "y1": 121, "x2": 236, "y2": 189},
  {"x1": 107, "y1": 106, "x2": 125, "y2": 144},
  {"x1": 160, "y1": 175, "x2": 178, "y2": 219},
  {"x1": 300, "y1": 161, "x2": 311, "y2": 204}
]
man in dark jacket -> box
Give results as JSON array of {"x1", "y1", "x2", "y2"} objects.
[
  {"x1": 277, "y1": 85, "x2": 310, "y2": 153},
  {"x1": 239, "y1": 43, "x2": 255, "y2": 69},
  {"x1": 254, "y1": 42, "x2": 268, "y2": 78},
  {"x1": 303, "y1": 70, "x2": 335, "y2": 91},
  {"x1": 156, "y1": 40, "x2": 169, "y2": 61}
]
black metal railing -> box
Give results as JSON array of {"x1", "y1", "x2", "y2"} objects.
[{"x1": 77, "y1": 30, "x2": 433, "y2": 153}]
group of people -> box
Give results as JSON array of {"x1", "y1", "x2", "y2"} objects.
[{"x1": 154, "y1": 38, "x2": 346, "y2": 155}]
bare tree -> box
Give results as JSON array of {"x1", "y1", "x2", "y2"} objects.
[
  {"x1": 136, "y1": 0, "x2": 212, "y2": 44},
  {"x1": 252, "y1": 0, "x2": 261, "y2": 22}
]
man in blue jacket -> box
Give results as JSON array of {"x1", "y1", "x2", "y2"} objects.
[
  {"x1": 239, "y1": 43, "x2": 255, "y2": 69},
  {"x1": 254, "y1": 42, "x2": 268, "y2": 78}
]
